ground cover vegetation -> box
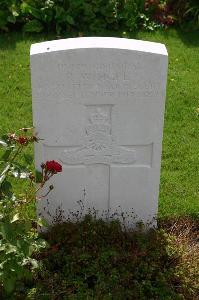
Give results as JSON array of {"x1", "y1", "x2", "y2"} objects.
[
  {"x1": 0, "y1": 0, "x2": 199, "y2": 34},
  {"x1": 23, "y1": 216, "x2": 199, "y2": 299}
]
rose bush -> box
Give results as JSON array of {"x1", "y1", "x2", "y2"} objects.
[{"x1": 0, "y1": 128, "x2": 62, "y2": 295}]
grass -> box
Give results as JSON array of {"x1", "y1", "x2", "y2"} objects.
[{"x1": 0, "y1": 29, "x2": 199, "y2": 218}]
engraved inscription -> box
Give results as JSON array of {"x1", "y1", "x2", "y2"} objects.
[
  {"x1": 34, "y1": 62, "x2": 163, "y2": 100},
  {"x1": 61, "y1": 105, "x2": 136, "y2": 165}
]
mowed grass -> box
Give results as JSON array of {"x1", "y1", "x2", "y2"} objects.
[{"x1": 0, "y1": 30, "x2": 198, "y2": 218}]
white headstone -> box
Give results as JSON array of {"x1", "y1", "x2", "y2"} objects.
[{"x1": 30, "y1": 37, "x2": 168, "y2": 226}]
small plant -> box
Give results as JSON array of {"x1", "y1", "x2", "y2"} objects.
[{"x1": 0, "y1": 128, "x2": 62, "y2": 296}]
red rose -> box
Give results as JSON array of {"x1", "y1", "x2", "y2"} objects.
[
  {"x1": 17, "y1": 136, "x2": 28, "y2": 145},
  {"x1": 45, "y1": 160, "x2": 62, "y2": 173}
]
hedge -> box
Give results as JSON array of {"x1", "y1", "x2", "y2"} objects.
[{"x1": 0, "y1": 0, "x2": 198, "y2": 34}]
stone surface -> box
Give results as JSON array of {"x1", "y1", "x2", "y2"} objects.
[{"x1": 30, "y1": 37, "x2": 168, "y2": 226}]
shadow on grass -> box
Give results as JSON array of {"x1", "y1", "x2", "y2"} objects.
[
  {"x1": 0, "y1": 32, "x2": 56, "y2": 51},
  {"x1": 0, "y1": 27, "x2": 198, "y2": 51},
  {"x1": 0, "y1": 29, "x2": 139, "y2": 51},
  {"x1": 175, "y1": 29, "x2": 199, "y2": 47}
]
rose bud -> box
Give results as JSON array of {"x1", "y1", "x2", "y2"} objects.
[
  {"x1": 41, "y1": 163, "x2": 45, "y2": 169},
  {"x1": 29, "y1": 173, "x2": 35, "y2": 180},
  {"x1": 30, "y1": 135, "x2": 39, "y2": 142},
  {"x1": 8, "y1": 133, "x2": 17, "y2": 141},
  {"x1": 17, "y1": 136, "x2": 28, "y2": 145}
]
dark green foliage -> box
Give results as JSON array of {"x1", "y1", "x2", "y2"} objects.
[
  {"x1": 0, "y1": 0, "x2": 119, "y2": 33},
  {"x1": 185, "y1": 1, "x2": 199, "y2": 29},
  {"x1": 1, "y1": 0, "x2": 197, "y2": 34},
  {"x1": 168, "y1": 0, "x2": 199, "y2": 29},
  {"x1": 0, "y1": 1, "x2": 20, "y2": 30},
  {"x1": 19, "y1": 215, "x2": 198, "y2": 299},
  {"x1": 118, "y1": 0, "x2": 146, "y2": 31},
  {"x1": 0, "y1": 0, "x2": 185, "y2": 34}
]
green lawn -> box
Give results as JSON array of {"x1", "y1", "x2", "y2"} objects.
[{"x1": 0, "y1": 29, "x2": 198, "y2": 218}]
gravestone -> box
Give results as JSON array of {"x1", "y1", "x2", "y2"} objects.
[{"x1": 30, "y1": 37, "x2": 168, "y2": 226}]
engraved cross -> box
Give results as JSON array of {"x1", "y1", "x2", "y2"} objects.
[{"x1": 56, "y1": 105, "x2": 153, "y2": 213}]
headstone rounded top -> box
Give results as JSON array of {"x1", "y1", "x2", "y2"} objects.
[{"x1": 30, "y1": 37, "x2": 167, "y2": 56}]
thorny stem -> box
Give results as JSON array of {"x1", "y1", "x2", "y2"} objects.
[
  {"x1": 10, "y1": 145, "x2": 23, "y2": 164},
  {"x1": 40, "y1": 189, "x2": 52, "y2": 198},
  {"x1": 38, "y1": 172, "x2": 54, "y2": 189},
  {"x1": 35, "y1": 172, "x2": 55, "y2": 200}
]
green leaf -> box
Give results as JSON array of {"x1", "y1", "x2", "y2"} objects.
[
  {"x1": 20, "y1": 3, "x2": 41, "y2": 20},
  {"x1": 37, "y1": 217, "x2": 48, "y2": 227},
  {"x1": 0, "y1": 180, "x2": 12, "y2": 197},
  {"x1": 5, "y1": 244, "x2": 17, "y2": 254},
  {"x1": 0, "y1": 164, "x2": 10, "y2": 184},
  {"x1": 7, "y1": 15, "x2": 16, "y2": 24},
  {"x1": 29, "y1": 7, "x2": 42, "y2": 20},
  {"x1": 16, "y1": 239, "x2": 30, "y2": 256},
  {"x1": 20, "y1": 2, "x2": 29, "y2": 13},
  {"x1": 0, "y1": 223, "x2": 12, "y2": 240},
  {"x1": 3, "y1": 276, "x2": 16, "y2": 294},
  {"x1": 10, "y1": 213, "x2": 20, "y2": 223},
  {"x1": 66, "y1": 15, "x2": 75, "y2": 25},
  {"x1": 0, "y1": 245, "x2": 5, "y2": 252},
  {"x1": 30, "y1": 259, "x2": 38, "y2": 269},
  {"x1": 23, "y1": 20, "x2": 44, "y2": 33},
  {"x1": 12, "y1": 10, "x2": 19, "y2": 17},
  {"x1": 35, "y1": 170, "x2": 42, "y2": 183},
  {"x1": 0, "y1": 140, "x2": 7, "y2": 147},
  {"x1": 1, "y1": 149, "x2": 12, "y2": 161},
  {"x1": 1, "y1": 180, "x2": 12, "y2": 191},
  {"x1": 55, "y1": 6, "x2": 65, "y2": 19},
  {"x1": 23, "y1": 153, "x2": 33, "y2": 165},
  {"x1": 36, "y1": 238, "x2": 48, "y2": 249}
]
